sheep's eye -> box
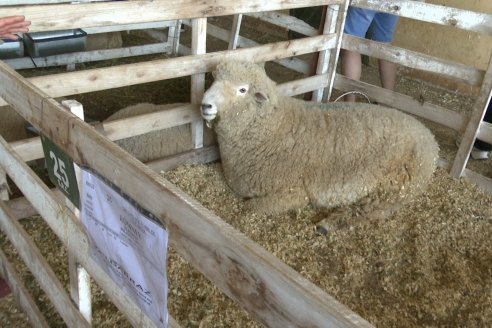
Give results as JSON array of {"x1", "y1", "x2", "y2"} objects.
[{"x1": 236, "y1": 84, "x2": 249, "y2": 96}]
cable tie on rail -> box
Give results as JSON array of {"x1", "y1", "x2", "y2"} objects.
[
  {"x1": 333, "y1": 91, "x2": 372, "y2": 103},
  {"x1": 327, "y1": 4, "x2": 341, "y2": 12}
]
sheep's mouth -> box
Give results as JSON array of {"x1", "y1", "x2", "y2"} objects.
[
  {"x1": 201, "y1": 115, "x2": 217, "y2": 128},
  {"x1": 201, "y1": 113, "x2": 216, "y2": 121},
  {"x1": 200, "y1": 104, "x2": 217, "y2": 122},
  {"x1": 200, "y1": 111, "x2": 216, "y2": 129},
  {"x1": 202, "y1": 115, "x2": 218, "y2": 129}
]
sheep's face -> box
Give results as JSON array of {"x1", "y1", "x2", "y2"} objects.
[
  {"x1": 200, "y1": 80, "x2": 250, "y2": 122},
  {"x1": 201, "y1": 61, "x2": 275, "y2": 125}
]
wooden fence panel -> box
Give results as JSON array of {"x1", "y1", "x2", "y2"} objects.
[{"x1": 0, "y1": 58, "x2": 371, "y2": 326}]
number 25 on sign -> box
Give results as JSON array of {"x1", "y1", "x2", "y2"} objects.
[
  {"x1": 49, "y1": 150, "x2": 69, "y2": 191},
  {"x1": 41, "y1": 134, "x2": 80, "y2": 209}
]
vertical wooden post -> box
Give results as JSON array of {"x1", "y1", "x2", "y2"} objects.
[
  {"x1": 0, "y1": 167, "x2": 8, "y2": 202},
  {"x1": 450, "y1": 55, "x2": 492, "y2": 178},
  {"x1": 61, "y1": 99, "x2": 92, "y2": 324},
  {"x1": 190, "y1": 18, "x2": 207, "y2": 149},
  {"x1": 228, "y1": 14, "x2": 243, "y2": 50},
  {"x1": 0, "y1": 163, "x2": 9, "y2": 301},
  {"x1": 302, "y1": 6, "x2": 327, "y2": 101},
  {"x1": 312, "y1": 1, "x2": 349, "y2": 102},
  {"x1": 169, "y1": 20, "x2": 183, "y2": 55}
]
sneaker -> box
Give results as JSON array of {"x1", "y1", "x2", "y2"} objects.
[
  {"x1": 456, "y1": 137, "x2": 490, "y2": 160},
  {"x1": 471, "y1": 148, "x2": 490, "y2": 160}
]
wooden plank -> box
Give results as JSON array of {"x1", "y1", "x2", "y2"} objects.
[
  {"x1": 0, "y1": 248, "x2": 50, "y2": 328},
  {"x1": 190, "y1": 18, "x2": 207, "y2": 149},
  {"x1": 0, "y1": 33, "x2": 336, "y2": 107},
  {"x1": 83, "y1": 21, "x2": 176, "y2": 34},
  {"x1": 6, "y1": 194, "x2": 39, "y2": 219},
  {"x1": 1, "y1": 0, "x2": 344, "y2": 32},
  {"x1": 62, "y1": 100, "x2": 92, "y2": 324},
  {"x1": 228, "y1": 14, "x2": 243, "y2": 50},
  {"x1": 9, "y1": 137, "x2": 43, "y2": 163},
  {"x1": 0, "y1": 137, "x2": 178, "y2": 328},
  {"x1": 0, "y1": 167, "x2": 7, "y2": 201},
  {"x1": 334, "y1": 74, "x2": 467, "y2": 131},
  {"x1": 316, "y1": 2, "x2": 349, "y2": 102},
  {"x1": 0, "y1": 59, "x2": 371, "y2": 328},
  {"x1": 103, "y1": 104, "x2": 201, "y2": 141},
  {"x1": 169, "y1": 20, "x2": 183, "y2": 55},
  {"x1": 68, "y1": 259, "x2": 92, "y2": 323},
  {"x1": 278, "y1": 74, "x2": 328, "y2": 97},
  {"x1": 247, "y1": 11, "x2": 318, "y2": 37},
  {"x1": 342, "y1": 35, "x2": 484, "y2": 87},
  {"x1": 450, "y1": 57, "x2": 492, "y2": 177},
  {"x1": 352, "y1": 0, "x2": 492, "y2": 35},
  {"x1": 0, "y1": 201, "x2": 90, "y2": 328},
  {"x1": 147, "y1": 145, "x2": 220, "y2": 172},
  {"x1": 6, "y1": 188, "x2": 64, "y2": 220},
  {"x1": 4, "y1": 43, "x2": 174, "y2": 70},
  {"x1": 310, "y1": 6, "x2": 329, "y2": 102}
]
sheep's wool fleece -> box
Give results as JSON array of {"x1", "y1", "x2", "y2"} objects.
[
  {"x1": 215, "y1": 61, "x2": 278, "y2": 99},
  {"x1": 214, "y1": 62, "x2": 271, "y2": 87},
  {"x1": 210, "y1": 61, "x2": 439, "y2": 215}
]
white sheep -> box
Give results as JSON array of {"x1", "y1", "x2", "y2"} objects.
[{"x1": 200, "y1": 61, "x2": 439, "y2": 230}]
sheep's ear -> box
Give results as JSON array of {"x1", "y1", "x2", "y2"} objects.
[{"x1": 254, "y1": 92, "x2": 268, "y2": 104}]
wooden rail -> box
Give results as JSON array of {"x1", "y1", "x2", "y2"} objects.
[{"x1": 2, "y1": 0, "x2": 343, "y2": 32}]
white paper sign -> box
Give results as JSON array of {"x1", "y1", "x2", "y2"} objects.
[{"x1": 80, "y1": 168, "x2": 168, "y2": 327}]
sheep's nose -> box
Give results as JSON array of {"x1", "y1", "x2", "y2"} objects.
[
  {"x1": 201, "y1": 103, "x2": 216, "y2": 122},
  {"x1": 201, "y1": 104, "x2": 212, "y2": 111}
]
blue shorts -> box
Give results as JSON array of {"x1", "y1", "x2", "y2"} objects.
[{"x1": 343, "y1": 7, "x2": 398, "y2": 42}]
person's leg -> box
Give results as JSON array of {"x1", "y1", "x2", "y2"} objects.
[
  {"x1": 341, "y1": 50, "x2": 362, "y2": 102},
  {"x1": 371, "y1": 13, "x2": 399, "y2": 92},
  {"x1": 378, "y1": 58, "x2": 397, "y2": 91},
  {"x1": 341, "y1": 7, "x2": 376, "y2": 102}
]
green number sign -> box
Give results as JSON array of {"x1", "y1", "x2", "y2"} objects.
[{"x1": 41, "y1": 134, "x2": 80, "y2": 209}]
